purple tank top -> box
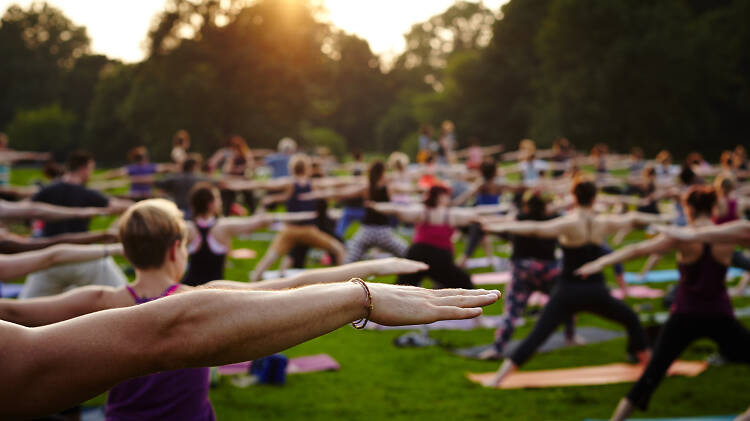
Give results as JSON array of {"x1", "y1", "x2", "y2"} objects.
[
  {"x1": 127, "y1": 163, "x2": 157, "y2": 195},
  {"x1": 672, "y1": 244, "x2": 733, "y2": 317},
  {"x1": 106, "y1": 285, "x2": 216, "y2": 421}
]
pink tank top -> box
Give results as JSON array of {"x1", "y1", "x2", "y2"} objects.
[
  {"x1": 413, "y1": 209, "x2": 455, "y2": 251},
  {"x1": 714, "y1": 198, "x2": 738, "y2": 225}
]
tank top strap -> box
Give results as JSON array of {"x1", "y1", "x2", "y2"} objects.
[
  {"x1": 125, "y1": 285, "x2": 140, "y2": 303},
  {"x1": 163, "y1": 284, "x2": 181, "y2": 297}
]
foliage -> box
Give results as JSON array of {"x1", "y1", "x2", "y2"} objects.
[
  {"x1": 300, "y1": 127, "x2": 347, "y2": 158},
  {"x1": 5, "y1": 104, "x2": 76, "y2": 158}
]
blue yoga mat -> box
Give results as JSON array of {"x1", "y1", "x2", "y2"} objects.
[
  {"x1": 584, "y1": 417, "x2": 736, "y2": 421},
  {"x1": 0, "y1": 283, "x2": 23, "y2": 298},
  {"x1": 625, "y1": 268, "x2": 745, "y2": 284}
]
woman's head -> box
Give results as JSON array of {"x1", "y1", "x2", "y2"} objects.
[
  {"x1": 387, "y1": 152, "x2": 409, "y2": 172},
  {"x1": 571, "y1": 176, "x2": 597, "y2": 207},
  {"x1": 683, "y1": 185, "x2": 717, "y2": 221},
  {"x1": 128, "y1": 146, "x2": 148, "y2": 164},
  {"x1": 656, "y1": 150, "x2": 672, "y2": 166},
  {"x1": 424, "y1": 185, "x2": 450, "y2": 208},
  {"x1": 368, "y1": 160, "x2": 386, "y2": 188},
  {"x1": 229, "y1": 135, "x2": 250, "y2": 156},
  {"x1": 289, "y1": 153, "x2": 312, "y2": 177},
  {"x1": 278, "y1": 137, "x2": 297, "y2": 154},
  {"x1": 173, "y1": 130, "x2": 190, "y2": 148},
  {"x1": 479, "y1": 159, "x2": 497, "y2": 182},
  {"x1": 189, "y1": 182, "x2": 221, "y2": 217},
  {"x1": 522, "y1": 189, "x2": 550, "y2": 220},
  {"x1": 713, "y1": 175, "x2": 735, "y2": 196},
  {"x1": 720, "y1": 150, "x2": 734, "y2": 168},
  {"x1": 118, "y1": 199, "x2": 187, "y2": 276}
]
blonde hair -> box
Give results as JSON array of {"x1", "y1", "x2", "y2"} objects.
[
  {"x1": 387, "y1": 151, "x2": 409, "y2": 172},
  {"x1": 118, "y1": 199, "x2": 186, "y2": 269}
]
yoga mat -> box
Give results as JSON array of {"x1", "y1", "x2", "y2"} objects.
[
  {"x1": 260, "y1": 269, "x2": 307, "y2": 280},
  {"x1": 526, "y1": 286, "x2": 665, "y2": 307},
  {"x1": 583, "y1": 416, "x2": 736, "y2": 421},
  {"x1": 454, "y1": 327, "x2": 624, "y2": 359},
  {"x1": 467, "y1": 360, "x2": 708, "y2": 389},
  {"x1": 471, "y1": 271, "x2": 512, "y2": 285},
  {"x1": 625, "y1": 268, "x2": 744, "y2": 284},
  {"x1": 218, "y1": 354, "x2": 340, "y2": 376},
  {"x1": 0, "y1": 283, "x2": 23, "y2": 298},
  {"x1": 465, "y1": 257, "x2": 495, "y2": 270},
  {"x1": 366, "y1": 315, "x2": 506, "y2": 331},
  {"x1": 228, "y1": 248, "x2": 257, "y2": 259}
]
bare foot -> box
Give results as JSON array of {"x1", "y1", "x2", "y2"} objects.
[
  {"x1": 477, "y1": 347, "x2": 503, "y2": 361},
  {"x1": 565, "y1": 335, "x2": 586, "y2": 346},
  {"x1": 481, "y1": 374, "x2": 502, "y2": 388}
]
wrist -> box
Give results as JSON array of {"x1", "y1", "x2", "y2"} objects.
[{"x1": 348, "y1": 279, "x2": 373, "y2": 328}]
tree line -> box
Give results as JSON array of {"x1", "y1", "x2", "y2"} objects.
[{"x1": 1, "y1": 0, "x2": 748, "y2": 164}]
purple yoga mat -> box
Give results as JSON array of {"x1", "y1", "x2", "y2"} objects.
[
  {"x1": 217, "y1": 354, "x2": 340, "y2": 376},
  {"x1": 366, "y1": 315, "x2": 505, "y2": 331}
]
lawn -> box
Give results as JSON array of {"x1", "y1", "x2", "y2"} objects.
[{"x1": 6, "y1": 167, "x2": 750, "y2": 420}]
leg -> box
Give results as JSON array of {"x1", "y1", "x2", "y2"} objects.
[
  {"x1": 396, "y1": 245, "x2": 428, "y2": 287},
  {"x1": 344, "y1": 226, "x2": 373, "y2": 263},
  {"x1": 296, "y1": 226, "x2": 346, "y2": 265},
  {"x1": 369, "y1": 227, "x2": 407, "y2": 258},
  {"x1": 625, "y1": 315, "x2": 697, "y2": 412},
  {"x1": 461, "y1": 222, "x2": 485, "y2": 263},
  {"x1": 488, "y1": 261, "x2": 533, "y2": 356},
  {"x1": 584, "y1": 286, "x2": 649, "y2": 355},
  {"x1": 250, "y1": 228, "x2": 297, "y2": 281},
  {"x1": 508, "y1": 286, "x2": 572, "y2": 366},
  {"x1": 708, "y1": 317, "x2": 750, "y2": 364},
  {"x1": 424, "y1": 247, "x2": 473, "y2": 289},
  {"x1": 220, "y1": 189, "x2": 235, "y2": 216}
]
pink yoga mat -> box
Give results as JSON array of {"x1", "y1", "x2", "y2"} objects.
[
  {"x1": 472, "y1": 272, "x2": 512, "y2": 285},
  {"x1": 527, "y1": 286, "x2": 665, "y2": 307},
  {"x1": 217, "y1": 354, "x2": 339, "y2": 376},
  {"x1": 228, "y1": 248, "x2": 257, "y2": 259},
  {"x1": 468, "y1": 360, "x2": 708, "y2": 389}
]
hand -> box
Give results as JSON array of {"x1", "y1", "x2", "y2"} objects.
[
  {"x1": 368, "y1": 258, "x2": 428, "y2": 276},
  {"x1": 366, "y1": 283, "x2": 500, "y2": 326},
  {"x1": 652, "y1": 225, "x2": 696, "y2": 241},
  {"x1": 575, "y1": 261, "x2": 604, "y2": 278},
  {"x1": 106, "y1": 243, "x2": 124, "y2": 257}
]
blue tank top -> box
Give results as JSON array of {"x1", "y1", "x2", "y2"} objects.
[{"x1": 286, "y1": 182, "x2": 316, "y2": 224}]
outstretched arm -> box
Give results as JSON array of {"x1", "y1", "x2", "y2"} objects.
[
  {"x1": 0, "y1": 200, "x2": 116, "y2": 221},
  {"x1": 205, "y1": 258, "x2": 429, "y2": 291},
  {"x1": 575, "y1": 234, "x2": 676, "y2": 277},
  {"x1": 0, "y1": 243, "x2": 123, "y2": 281},
  {"x1": 0, "y1": 231, "x2": 118, "y2": 254},
  {"x1": 481, "y1": 215, "x2": 572, "y2": 238},
  {"x1": 654, "y1": 220, "x2": 750, "y2": 246},
  {"x1": 1, "y1": 284, "x2": 499, "y2": 419},
  {"x1": 0, "y1": 285, "x2": 120, "y2": 327}
]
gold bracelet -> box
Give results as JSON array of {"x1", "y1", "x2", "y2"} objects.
[{"x1": 350, "y1": 278, "x2": 373, "y2": 329}]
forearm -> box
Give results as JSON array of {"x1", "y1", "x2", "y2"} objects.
[{"x1": 6, "y1": 284, "x2": 364, "y2": 418}]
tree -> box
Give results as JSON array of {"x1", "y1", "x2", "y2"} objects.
[
  {"x1": 6, "y1": 104, "x2": 76, "y2": 158},
  {"x1": 0, "y1": 2, "x2": 89, "y2": 129}
]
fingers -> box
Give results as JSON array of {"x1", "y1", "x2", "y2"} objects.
[
  {"x1": 433, "y1": 293, "x2": 499, "y2": 308},
  {"x1": 431, "y1": 288, "x2": 501, "y2": 298},
  {"x1": 435, "y1": 306, "x2": 483, "y2": 320}
]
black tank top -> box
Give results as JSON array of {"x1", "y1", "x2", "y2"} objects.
[
  {"x1": 182, "y1": 221, "x2": 226, "y2": 286},
  {"x1": 511, "y1": 213, "x2": 557, "y2": 261},
  {"x1": 363, "y1": 185, "x2": 390, "y2": 226},
  {"x1": 560, "y1": 216, "x2": 605, "y2": 283},
  {"x1": 286, "y1": 182, "x2": 317, "y2": 225}
]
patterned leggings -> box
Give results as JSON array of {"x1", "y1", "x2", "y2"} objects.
[
  {"x1": 493, "y1": 258, "x2": 574, "y2": 353},
  {"x1": 345, "y1": 225, "x2": 408, "y2": 263}
]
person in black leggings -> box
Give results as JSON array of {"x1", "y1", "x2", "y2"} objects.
[
  {"x1": 578, "y1": 186, "x2": 750, "y2": 421},
  {"x1": 481, "y1": 178, "x2": 660, "y2": 387}
]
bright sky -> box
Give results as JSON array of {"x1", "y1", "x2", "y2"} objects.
[{"x1": 0, "y1": 0, "x2": 508, "y2": 63}]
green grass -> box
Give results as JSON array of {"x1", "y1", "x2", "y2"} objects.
[{"x1": 6, "y1": 167, "x2": 750, "y2": 420}]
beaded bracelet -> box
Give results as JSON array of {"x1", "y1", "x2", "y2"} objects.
[{"x1": 350, "y1": 278, "x2": 373, "y2": 329}]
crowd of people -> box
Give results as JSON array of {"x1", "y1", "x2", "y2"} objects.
[{"x1": 0, "y1": 127, "x2": 748, "y2": 420}]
